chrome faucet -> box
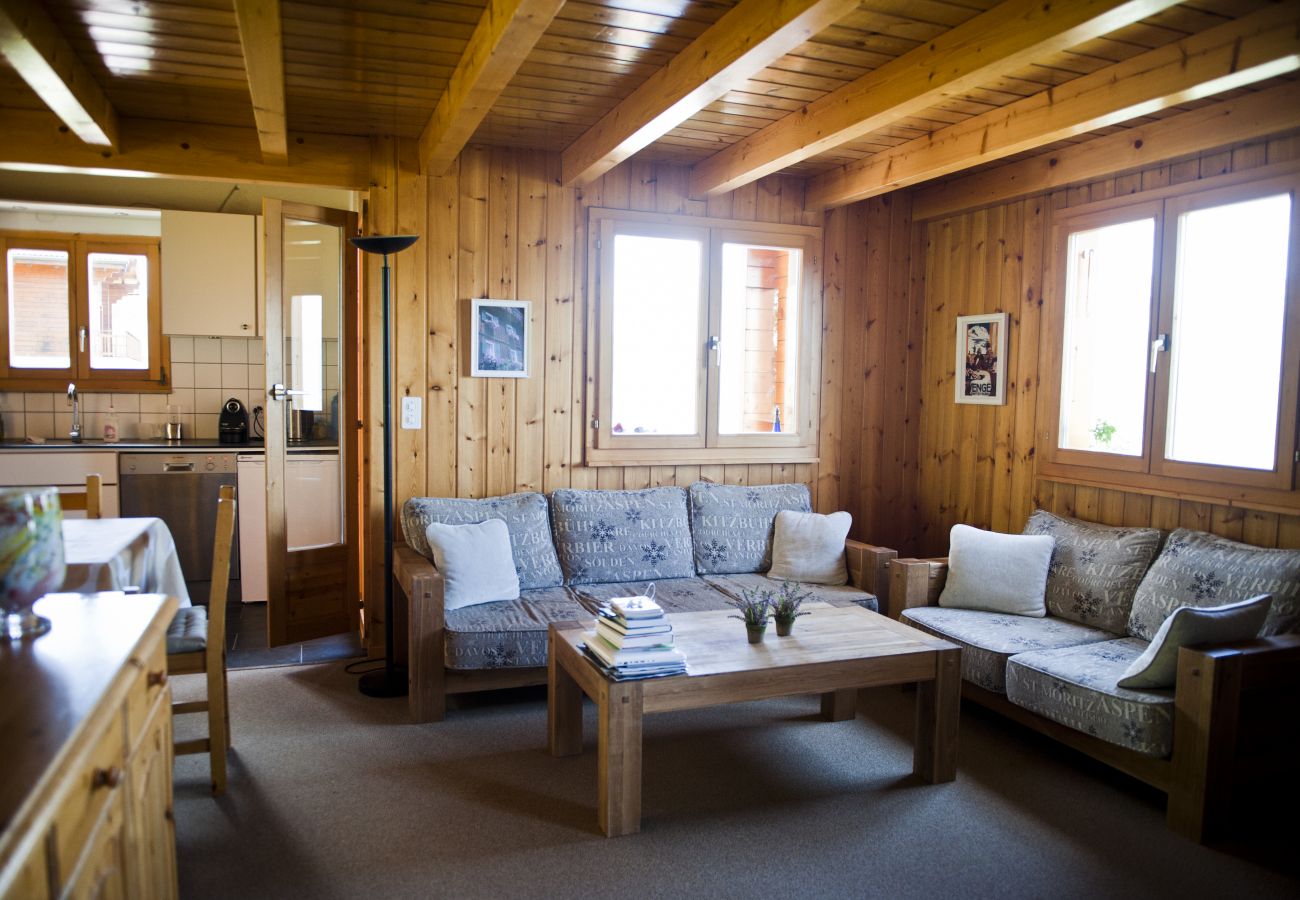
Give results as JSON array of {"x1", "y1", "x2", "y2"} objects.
[{"x1": 67, "y1": 383, "x2": 81, "y2": 443}]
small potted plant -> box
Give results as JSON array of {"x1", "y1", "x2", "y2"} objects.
[
  {"x1": 771, "y1": 581, "x2": 813, "y2": 636},
  {"x1": 729, "y1": 588, "x2": 772, "y2": 644}
]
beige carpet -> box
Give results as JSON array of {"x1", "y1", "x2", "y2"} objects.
[{"x1": 171, "y1": 662, "x2": 1299, "y2": 899}]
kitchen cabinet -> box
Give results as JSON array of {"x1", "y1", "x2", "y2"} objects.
[
  {"x1": 236, "y1": 453, "x2": 341, "y2": 602},
  {"x1": 161, "y1": 210, "x2": 258, "y2": 336},
  {"x1": 0, "y1": 450, "x2": 120, "y2": 517},
  {"x1": 0, "y1": 594, "x2": 179, "y2": 900}
]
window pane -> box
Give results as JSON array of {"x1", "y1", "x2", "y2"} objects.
[
  {"x1": 1166, "y1": 193, "x2": 1291, "y2": 470},
  {"x1": 610, "y1": 234, "x2": 702, "y2": 435},
  {"x1": 718, "y1": 243, "x2": 800, "y2": 434},
  {"x1": 1058, "y1": 218, "x2": 1155, "y2": 456},
  {"x1": 6, "y1": 248, "x2": 71, "y2": 368},
  {"x1": 88, "y1": 251, "x2": 149, "y2": 370}
]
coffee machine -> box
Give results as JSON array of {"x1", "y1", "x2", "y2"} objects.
[{"x1": 219, "y1": 398, "x2": 250, "y2": 443}]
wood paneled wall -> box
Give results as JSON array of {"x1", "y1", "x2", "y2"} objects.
[
  {"x1": 363, "y1": 143, "x2": 829, "y2": 647},
  {"x1": 836, "y1": 130, "x2": 1300, "y2": 558}
]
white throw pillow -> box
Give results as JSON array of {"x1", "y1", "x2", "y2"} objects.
[
  {"x1": 424, "y1": 518, "x2": 521, "y2": 610},
  {"x1": 1117, "y1": 595, "x2": 1272, "y2": 690},
  {"x1": 767, "y1": 510, "x2": 851, "y2": 585},
  {"x1": 938, "y1": 524, "x2": 1054, "y2": 617}
]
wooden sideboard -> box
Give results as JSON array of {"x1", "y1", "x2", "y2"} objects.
[{"x1": 0, "y1": 593, "x2": 180, "y2": 900}]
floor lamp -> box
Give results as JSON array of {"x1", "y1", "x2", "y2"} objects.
[{"x1": 351, "y1": 233, "x2": 419, "y2": 698}]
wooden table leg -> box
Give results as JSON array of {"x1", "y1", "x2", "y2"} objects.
[
  {"x1": 820, "y1": 688, "x2": 856, "y2": 721},
  {"x1": 548, "y1": 633, "x2": 584, "y2": 758},
  {"x1": 914, "y1": 646, "x2": 960, "y2": 783},
  {"x1": 597, "y1": 680, "x2": 643, "y2": 837}
]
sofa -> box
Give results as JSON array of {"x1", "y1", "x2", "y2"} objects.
[
  {"x1": 889, "y1": 509, "x2": 1300, "y2": 842},
  {"x1": 393, "y1": 482, "x2": 898, "y2": 723}
]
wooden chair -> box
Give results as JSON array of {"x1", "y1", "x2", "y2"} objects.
[
  {"x1": 167, "y1": 483, "x2": 236, "y2": 794},
  {"x1": 60, "y1": 473, "x2": 102, "y2": 518}
]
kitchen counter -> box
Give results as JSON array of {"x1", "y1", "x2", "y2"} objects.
[{"x1": 0, "y1": 438, "x2": 339, "y2": 453}]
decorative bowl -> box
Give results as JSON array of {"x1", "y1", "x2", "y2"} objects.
[{"x1": 0, "y1": 487, "x2": 65, "y2": 640}]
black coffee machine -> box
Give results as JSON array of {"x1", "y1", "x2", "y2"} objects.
[{"x1": 219, "y1": 398, "x2": 250, "y2": 443}]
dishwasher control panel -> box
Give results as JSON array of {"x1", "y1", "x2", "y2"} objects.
[{"x1": 119, "y1": 453, "x2": 239, "y2": 475}]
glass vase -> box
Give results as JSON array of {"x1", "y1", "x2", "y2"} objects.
[{"x1": 0, "y1": 487, "x2": 65, "y2": 640}]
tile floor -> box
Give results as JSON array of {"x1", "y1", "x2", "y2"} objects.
[{"x1": 217, "y1": 585, "x2": 366, "y2": 669}]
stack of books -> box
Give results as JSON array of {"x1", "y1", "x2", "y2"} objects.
[{"x1": 583, "y1": 594, "x2": 686, "y2": 680}]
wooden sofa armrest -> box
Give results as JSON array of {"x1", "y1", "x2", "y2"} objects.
[
  {"x1": 844, "y1": 539, "x2": 897, "y2": 613},
  {"x1": 1169, "y1": 633, "x2": 1300, "y2": 841},
  {"x1": 887, "y1": 557, "x2": 949, "y2": 621},
  {"x1": 392, "y1": 545, "x2": 448, "y2": 723}
]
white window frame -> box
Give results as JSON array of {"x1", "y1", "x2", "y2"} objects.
[{"x1": 586, "y1": 208, "x2": 821, "y2": 467}]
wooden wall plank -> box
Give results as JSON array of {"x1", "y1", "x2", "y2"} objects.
[
  {"x1": 456, "y1": 145, "x2": 490, "y2": 498},
  {"x1": 485, "y1": 147, "x2": 519, "y2": 496},
  {"x1": 427, "y1": 157, "x2": 460, "y2": 498}
]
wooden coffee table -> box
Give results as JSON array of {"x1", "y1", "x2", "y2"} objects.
[{"x1": 547, "y1": 600, "x2": 961, "y2": 836}]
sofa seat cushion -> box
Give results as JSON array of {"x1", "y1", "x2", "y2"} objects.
[
  {"x1": 1005, "y1": 638, "x2": 1174, "y2": 758},
  {"x1": 550, "y1": 487, "x2": 694, "y2": 585},
  {"x1": 901, "y1": 607, "x2": 1116, "y2": 693},
  {"x1": 569, "y1": 577, "x2": 735, "y2": 614},
  {"x1": 702, "y1": 573, "x2": 878, "y2": 613},
  {"x1": 402, "y1": 492, "x2": 563, "y2": 590},
  {"x1": 688, "y1": 481, "x2": 811, "y2": 575},
  {"x1": 443, "y1": 587, "x2": 593, "y2": 670}
]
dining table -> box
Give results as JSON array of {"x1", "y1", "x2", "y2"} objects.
[{"x1": 61, "y1": 517, "x2": 192, "y2": 607}]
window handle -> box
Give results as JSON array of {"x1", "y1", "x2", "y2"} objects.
[
  {"x1": 708, "y1": 335, "x2": 720, "y2": 366},
  {"x1": 78, "y1": 326, "x2": 87, "y2": 353},
  {"x1": 1150, "y1": 333, "x2": 1169, "y2": 373}
]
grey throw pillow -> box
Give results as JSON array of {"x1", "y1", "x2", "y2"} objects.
[
  {"x1": 1117, "y1": 595, "x2": 1272, "y2": 689},
  {"x1": 550, "y1": 487, "x2": 694, "y2": 585},
  {"x1": 1022, "y1": 509, "x2": 1162, "y2": 633},
  {"x1": 938, "y1": 524, "x2": 1054, "y2": 617},
  {"x1": 401, "y1": 492, "x2": 563, "y2": 590},
  {"x1": 688, "y1": 481, "x2": 811, "y2": 575},
  {"x1": 1127, "y1": 528, "x2": 1300, "y2": 641}
]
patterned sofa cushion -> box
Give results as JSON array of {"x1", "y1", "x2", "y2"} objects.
[
  {"x1": 688, "y1": 481, "x2": 812, "y2": 575},
  {"x1": 901, "y1": 606, "x2": 1116, "y2": 694},
  {"x1": 568, "y1": 577, "x2": 735, "y2": 615},
  {"x1": 402, "y1": 492, "x2": 563, "y2": 590},
  {"x1": 1127, "y1": 528, "x2": 1300, "y2": 641},
  {"x1": 701, "y1": 572, "x2": 878, "y2": 614},
  {"x1": 443, "y1": 587, "x2": 596, "y2": 670},
  {"x1": 1005, "y1": 639, "x2": 1174, "y2": 758},
  {"x1": 1022, "y1": 509, "x2": 1162, "y2": 633},
  {"x1": 550, "y1": 487, "x2": 694, "y2": 585}
]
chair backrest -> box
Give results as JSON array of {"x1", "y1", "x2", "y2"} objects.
[
  {"x1": 205, "y1": 484, "x2": 237, "y2": 666},
  {"x1": 60, "y1": 474, "x2": 103, "y2": 519}
]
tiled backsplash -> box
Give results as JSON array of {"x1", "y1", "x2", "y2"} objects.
[{"x1": 1, "y1": 336, "x2": 266, "y2": 441}]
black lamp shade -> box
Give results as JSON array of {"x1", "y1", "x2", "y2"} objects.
[{"x1": 351, "y1": 234, "x2": 419, "y2": 255}]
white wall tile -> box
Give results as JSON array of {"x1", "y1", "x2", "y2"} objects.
[
  {"x1": 24, "y1": 412, "x2": 53, "y2": 438},
  {"x1": 221, "y1": 363, "x2": 246, "y2": 389},
  {"x1": 0, "y1": 392, "x2": 22, "y2": 412},
  {"x1": 194, "y1": 414, "x2": 219, "y2": 439},
  {"x1": 167, "y1": 388, "x2": 195, "y2": 414},
  {"x1": 52, "y1": 412, "x2": 72, "y2": 437},
  {"x1": 193, "y1": 363, "x2": 221, "y2": 388},
  {"x1": 0, "y1": 410, "x2": 21, "y2": 438},
  {"x1": 248, "y1": 337, "x2": 265, "y2": 362},
  {"x1": 193, "y1": 388, "x2": 223, "y2": 416},
  {"x1": 194, "y1": 337, "x2": 222, "y2": 363},
  {"x1": 25, "y1": 393, "x2": 54, "y2": 412},
  {"x1": 248, "y1": 365, "x2": 265, "y2": 392},
  {"x1": 110, "y1": 393, "x2": 140, "y2": 413},
  {"x1": 171, "y1": 362, "x2": 195, "y2": 388},
  {"x1": 170, "y1": 336, "x2": 194, "y2": 362},
  {"x1": 221, "y1": 338, "x2": 247, "y2": 364}
]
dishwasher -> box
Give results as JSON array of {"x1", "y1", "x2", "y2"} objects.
[{"x1": 119, "y1": 453, "x2": 240, "y2": 587}]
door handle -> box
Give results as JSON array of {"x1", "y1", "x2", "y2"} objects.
[{"x1": 269, "y1": 383, "x2": 306, "y2": 401}]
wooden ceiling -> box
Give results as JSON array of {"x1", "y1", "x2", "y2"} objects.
[{"x1": 0, "y1": 0, "x2": 1297, "y2": 204}]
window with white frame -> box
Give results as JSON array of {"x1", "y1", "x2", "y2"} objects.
[
  {"x1": 1044, "y1": 171, "x2": 1300, "y2": 494},
  {"x1": 588, "y1": 209, "x2": 821, "y2": 465}
]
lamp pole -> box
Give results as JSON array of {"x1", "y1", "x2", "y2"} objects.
[{"x1": 350, "y1": 234, "x2": 419, "y2": 698}]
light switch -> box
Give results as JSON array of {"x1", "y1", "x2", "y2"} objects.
[{"x1": 400, "y1": 396, "x2": 422, "y2": 430}]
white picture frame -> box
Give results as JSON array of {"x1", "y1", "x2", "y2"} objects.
[
  {"x1": 955, "y1": 312, "x2": 1008, "y2": 405},
  {"x1": 470, "y1": 299, "x2": 530, "y2": 378}
]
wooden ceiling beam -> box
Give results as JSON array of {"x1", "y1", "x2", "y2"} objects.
[
  {"x1": 0, "y1": 0, "x2": 118, "y2": 149},
  {"x1": 0, "y1": 109, "x2": 369, "y2": 189},
  {"x1": 560, "y1": 0, "x2": 858, "y2": 188},
  {"x1": 419, "y1": 0, "x2": 566, "y2": 176},
  {"x1": 807, "y1": 4, "x2": 1300, "y2": 210},
  {"x1": 232, "y1": 0, "x2": 289, "y2": 165},
  {"x1": 911, "y1": 81, "x2": 1300, "y2": 221},
  {"x1": 688, "y1": 0, "x2": 1184, "y2": 198}
]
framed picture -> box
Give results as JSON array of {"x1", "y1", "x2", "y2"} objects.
[
  {"x1": 470, "y1": 299, "x2": 530, "y2": 378},
  {"x1": 955, "y1": 312, "x2": 1008, "y2": 405}
]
